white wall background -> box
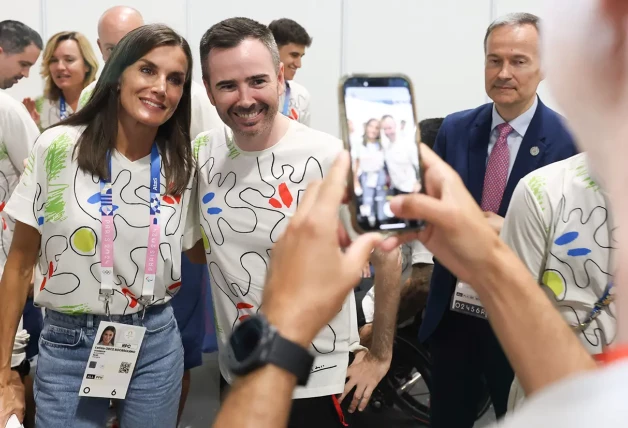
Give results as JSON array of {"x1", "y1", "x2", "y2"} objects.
[{"x1": 3, "y1": 0, "x2": 556, "y2": 137}]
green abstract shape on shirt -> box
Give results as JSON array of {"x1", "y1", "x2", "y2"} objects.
[
  {"x1": 0, "y1": 143, "x2": 8, "y2": 161},
  {"x1": 543, "y1": 270, "x2": 565, "y2": 297},
  {"x1": 45, "y1": 184, "x2": 69, "y2": 222},
  {"x1": 574, "y1": 162, "x2": 599, "y2": 191},
  {"x1": 526, "y1": 175, "x2": 547, "y2": 211},
  {"x1": 35, "y1": 97, "x2": 44, "y2": 114},
  {"x1": 225, "y1": 133, "x2": 240, "y2": 160},
  {"x1": 78, "y1": 88, "x2": 93, "y2": 109},
  {"x1": 42, "y1": 132, "x2": 72, "y2": 222},
  {"x1": 192, "y1": 134, "x2": 210, "y2": 160},
  {"x1": 44, "y1": 132, "x2": 72, "y2": 181},
  {"x1": 57, "y1": 303, "x2": 92, "y2": 315},
  {"x1": 72, "y1": 227, "x2": 96, "y2": 253},
  {"x1": 23, "y1": 150, "x2": 35, "y2": 179},
  {"x1": 201, "y1": 227, "x2": 210, "y2": 250}
]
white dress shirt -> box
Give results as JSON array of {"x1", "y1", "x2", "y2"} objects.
[{"x1": 487, "y1": 96, "x2": 539, "y2": 176}]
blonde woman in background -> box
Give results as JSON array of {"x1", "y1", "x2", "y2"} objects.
[{"x1": 23, "y1": 31, "x2": 98, "y2": 129}]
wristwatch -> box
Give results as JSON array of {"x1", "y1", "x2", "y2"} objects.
[
  {"x1": 226, "y1": 314, "x2": 314, "y2": 386},
  {"x1": 11, "y1": 358, "x2": 30, "y2": 379}
]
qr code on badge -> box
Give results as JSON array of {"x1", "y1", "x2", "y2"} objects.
[{"x1": 119, "y1": 362, "x2": 131, "y2": 374}]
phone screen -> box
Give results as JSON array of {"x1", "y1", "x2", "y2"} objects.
[{"x1": 342, "y1": 76, "x2": 423, "y2": 232}]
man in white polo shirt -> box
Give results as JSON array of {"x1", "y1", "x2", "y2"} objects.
[{"x1": 269, "y1": 18, "x2": 312, "y2": 126}]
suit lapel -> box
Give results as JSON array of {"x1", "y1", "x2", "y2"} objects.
[
  {"x1": 499, "y1": 100, "x2": 547, "y2": 214},
  {"x1": 467, "y1": 106, "x2": 493, "y2": 205}
]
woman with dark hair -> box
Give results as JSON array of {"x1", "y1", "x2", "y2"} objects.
[
  {"x1": 98, "y1": 326, "x2": 116, "y2": 346},
  {"x1": 353, "y1": 118, "x2": 387, "y2": 226},
  {"x1": 0, "y1": 24, "x2": 201, "y2": 427}
]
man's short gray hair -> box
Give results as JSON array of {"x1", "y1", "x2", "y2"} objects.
[{"x1": 484, "y1": 12, "x2": 540, "y2": 52}]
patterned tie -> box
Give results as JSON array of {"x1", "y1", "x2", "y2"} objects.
[{"x1": 481, "y1": 123, "x2": 513, "y2": 213}]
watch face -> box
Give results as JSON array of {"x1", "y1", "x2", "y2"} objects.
[{"x1": 230, "y1": 316, "x2": 264, "y2": 362}]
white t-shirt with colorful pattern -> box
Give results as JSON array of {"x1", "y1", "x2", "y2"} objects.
[
  {"x1": 6, "y1": 125, "x2": 199, "y2": 316},
  {"x1": 502, "y1": 153, "x2": 616, "y2": 354},
  {"x1": 194, "y1": 121, "x2": 359, "y2": 399},
  {"x1": 279, "y1": 80, "x2": 311, "y2": 126},
  {"x1": 0, "y1": 91, "x2": 40, "y2": 277}
]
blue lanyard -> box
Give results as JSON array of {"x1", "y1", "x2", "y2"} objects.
[
  {"x1": 98, "y1": 144, "x2": 161, "y2": 310},
  {"x1": 59, "y1": 96, "x2": 67, "y2": 120},
  {"x1": 575, "y1": 283, "x2": 614, "y2": 331},
  {"x1": 282, "y1": 83, "x2": 291, "y2": 116}
]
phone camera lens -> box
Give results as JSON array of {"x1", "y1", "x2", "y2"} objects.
[{"x1": 363, "y1": 81, "x2": 369, "y2": 87}]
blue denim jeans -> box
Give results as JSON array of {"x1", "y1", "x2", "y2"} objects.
[{"x1": 34, "y1": 304, "x2": 184, "y2": 428}]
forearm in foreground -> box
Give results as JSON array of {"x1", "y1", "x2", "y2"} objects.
[
  {"x1": 213, "y1": 365, "x2": 296, "y2": 428},
  {"x1": 475, "y1": 241, "x2": 597, "y2": 396}
]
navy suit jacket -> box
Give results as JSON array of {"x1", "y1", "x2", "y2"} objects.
[{"x1": 419, "y1": 98, "x2": 578, "y2": 343}]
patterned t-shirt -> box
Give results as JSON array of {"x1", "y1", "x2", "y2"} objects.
[
  {"x1": 502, "y1": 153, "x2": 616, "y2": 353},
  {"x1": 194, "y1": 121, "x2": 359, "y2": 399},
  {"x1": 0, "y1": 91, "x2": 40, "y2": 277},
  {"x1": 36, "y1": 96, "x2": 75, "y2": 130},
  {"x1": 278, "y1": 80, "x2": 311, "y2": 126},
  {"x1": 5, "y1": 125, "x2": 199, "y2": 316}
]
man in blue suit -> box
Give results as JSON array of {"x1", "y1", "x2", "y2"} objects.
[{"x1": 422, "y1": 13, "x2": 578, "y2": 427}]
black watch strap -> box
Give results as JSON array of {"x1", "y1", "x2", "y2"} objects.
[{"x1": 267, "y1": 333, "x2": 314, "y2": 386}]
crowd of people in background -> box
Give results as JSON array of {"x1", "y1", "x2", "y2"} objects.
[{"x1": 0, "y1": 2, "x2": 622, "y2": 428}]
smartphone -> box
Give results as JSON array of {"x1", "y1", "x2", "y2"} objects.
[{"x1": 339, "y1": 74, "x2": 425, "y2": 234}]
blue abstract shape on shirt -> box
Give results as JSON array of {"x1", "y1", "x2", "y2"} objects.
[
  {"x1": 202, "y1": 192, "x2": 222, "y2": 215},
  {"x1": 555, "y1": 231, "x2": 579, "y2": 246},
  {"x1": 87, "y1": 191, "x2": 119, "y2": 214},
  {"x1": 38, "y1": 216, "x2": 44, "y2": 226},
  {"x1": 555, "y1": 231, "x2": 591, "y2": 257},
  {"x1": 567, "y1": 248, "x2": 592, "y2": 257}
]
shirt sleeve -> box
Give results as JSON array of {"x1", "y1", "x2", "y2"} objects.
[
  {"x1": 409, "y1": 239, "x2": 433, "y2": 265},
  {"x1": 300, "y1": 89, "x2": 311, "y2": 127},
  {"x1": 181, "y1": 172, "x2": 201, "y2": 251},
  {"x1": 1, "y1": 103, "x2": 39, "y2": 173},
  {"x1": 5, "y1": 134, "x2": 46, "y2": 232},
  {"x1": 500, "y1": 179, "x2": 549, "y2": 282}
]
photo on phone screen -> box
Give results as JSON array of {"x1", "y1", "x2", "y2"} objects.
[{"x1": 341, "y1": 75, "x2": 424, "y2": 233}]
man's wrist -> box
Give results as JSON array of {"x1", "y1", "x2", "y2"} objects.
[
  {"x1": 0, "y1": 367, "x2": 14, "y2": 385},
  {"x1": 265, "y1": 310, "x2": 313, "y2": 349},
  {"x1": 474, "y1": 240, "x2": 524, "y2": 296}
]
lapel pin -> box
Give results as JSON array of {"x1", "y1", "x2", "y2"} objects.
[{"x1": 530, "y1": 146, "x2": 540, "y2": 156}]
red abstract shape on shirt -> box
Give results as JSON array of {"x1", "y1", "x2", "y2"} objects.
[
  {"x1": 236, "y1": 302, "x2": 254, "y2": 322},
  {"x1": 278, "y1": 183, "x2": 293, "y2": 208},
  {"x1": 163, "y1": 195, "x2": 181, "y2": 205},
  {"x1": 268, "y1": 183, "x2": 293, "y2": 209},
  {"x1": 121, "y1": 288, "x2": 138, "y2": 308},
  {"x1": 236, "y1": 302, "x2": 254, "y2": 310},
  {"x1": 0, "y1": 201, "x2": 6, "y2": 229},
  {"x1": 168, "y1": 281, "x2": 182, "y2": 291},
  {"x1": 40, "y1": 261, "x2": 54, "y2": 291},
  {"x1": 289, "y1": 108, "x2": 299, "y2": 121}
]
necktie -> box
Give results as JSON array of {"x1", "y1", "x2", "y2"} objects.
[{"x1": 481, "y1": 123, "x2": 513, "y2": 213}]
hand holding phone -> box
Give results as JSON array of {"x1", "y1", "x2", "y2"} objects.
[{"x1": 339, "y1": 74, "x2": 425, "y2": 234}]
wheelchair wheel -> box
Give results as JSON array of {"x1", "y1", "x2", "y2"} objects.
[
  {"x1": 381, "y1": 332, "x2": 493, "y2": 425},
  {"x1": 380, "y1": 333, "x2": 432, "y2": 424}
]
